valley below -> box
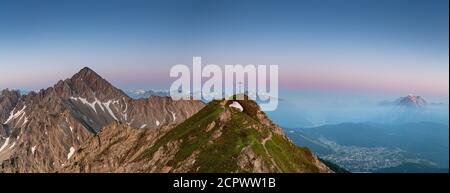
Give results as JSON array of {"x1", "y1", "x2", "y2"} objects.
[{"x1": 286, "y1": 121, "x2": 449, "y2": 173}]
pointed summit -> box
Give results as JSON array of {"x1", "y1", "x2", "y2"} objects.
[
  {"x1": 70, "y1": 67, "x2": 104, "y2": 83},
  {"x1": 77, "y1": 66, "x2": 96, "y2": 74},
  {"x1": 80, "y1": 66, "x2": 94, "y2": 72},
  {"x1": 53, "y1": 67, "x2": 129, "y2": 101}
]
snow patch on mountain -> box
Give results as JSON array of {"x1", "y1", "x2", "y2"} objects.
[
  {"x1": 9, "y1": 142, "x2": 15, "y2": 149},
  {"x1": 31, "y1": 145, "x2": 37, "y2": 155},
  {"x1": 70, "y1": 97, "x2": 120, "y2": 120},
  {"x1": 67, "y1": 147, "x2": 75, "y2": 160},
  {"x1": 4, "y1": 105, "x2": 27, "y2": 124},
  {"x1": 104, "y1": 100, "x2": 118, "y2": 120},
  {"x1": 171, "y1": 111, "x2": 176, "y2": 121},
  {"x1": 0, "y1": 137, "x2": 10, "y2": 152},
  {"x1": 229, "y1": 101, "x2": 243, "y2": 112}
]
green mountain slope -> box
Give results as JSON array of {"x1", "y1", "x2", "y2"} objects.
[
  {"x1": 62, "y1": 97, "x2": 332, "y2": 173},
  {"x1": 134, "y1": 98, "x2": 331, "y2": 173}
]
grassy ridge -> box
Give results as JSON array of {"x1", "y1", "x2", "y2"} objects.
[
  {"x1": 136, "y1": 101, "x2": 224, "y2": 162},
  {"x1": 135, "y1": 99, "x2": 323, "y2": 172},
  {"x1": 194, "y1": 109, "x2": 270, "y2": 172}
]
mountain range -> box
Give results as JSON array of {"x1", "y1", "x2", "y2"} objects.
[
  {"x1": 126, "y1": 89, "x2": 170, "y2": 99},
  {"x1": 0, "y1": 67, "x2": 331, "y2": 173},
  {"x1": 379, "y1": 95, "x2": 428, "y2": 108},
  {"x1": 394, "y1": 95, "x2": 428, "y2": 108},
  {"x1": 0, "y1": 67, "x2": 204, "y2": 172},
  {"x1": 376, "y1": 95, "x2": 448, "y2": 124}
]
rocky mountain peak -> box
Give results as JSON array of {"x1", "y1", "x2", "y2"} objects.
[
  {"x1": 395, "y1": 95, "x2": 427, "y2": 108},
  {"x1": 52, "y1": 67, "x2": 129, "y2": 101},
  {"x1": 0, "y1": 67, "x2": 205, "y2": 173},
  {"x1": 71, "y1": 67, "x2": 102, "y2": 83}
]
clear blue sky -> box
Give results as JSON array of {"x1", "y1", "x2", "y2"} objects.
[{"x1": 0, "y1": 0, "x2": 448, "y2": 100}]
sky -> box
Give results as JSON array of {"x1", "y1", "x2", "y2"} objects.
[{"x1": 0, "y1": 0, "x2": 448, "y2": 102}]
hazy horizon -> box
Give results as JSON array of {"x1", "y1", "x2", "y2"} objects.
[{"x1": 0, "y1": 0, "x2": 448, "y2": 102}]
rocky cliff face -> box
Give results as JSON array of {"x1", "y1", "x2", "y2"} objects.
[
  {"x1": 0, "y1": 89, "x2": 21, "y2": 163},
  {"x1": 0, "y1": 67, "x2": 204, "y2": 172},
  {"x1": 62, "y1": 96, "x2": 332, "y2": 173},
  {"x1": 0, "y1": 89, "x2": 21, "y2": 124},
  {"x1": 60, "y1": 121, "x2": 173, "y2": 172}
]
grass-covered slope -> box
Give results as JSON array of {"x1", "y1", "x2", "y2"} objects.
[{"x1": 135, "y1": 99, "x2": 331, "y2": 173}]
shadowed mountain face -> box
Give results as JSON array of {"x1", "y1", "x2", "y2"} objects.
[
  {"x1": 0, "y1": 90, "x2": 21, "y2": 138},
  {"x1": 0, "y1": 89, "x2": 21, "y2": 124},
  {"x1": 62, "y1": 98, "x2": 332, "y2": 173},
  {"x1": 0, "y1": 67, "x2": 204, "y2": 172}
]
